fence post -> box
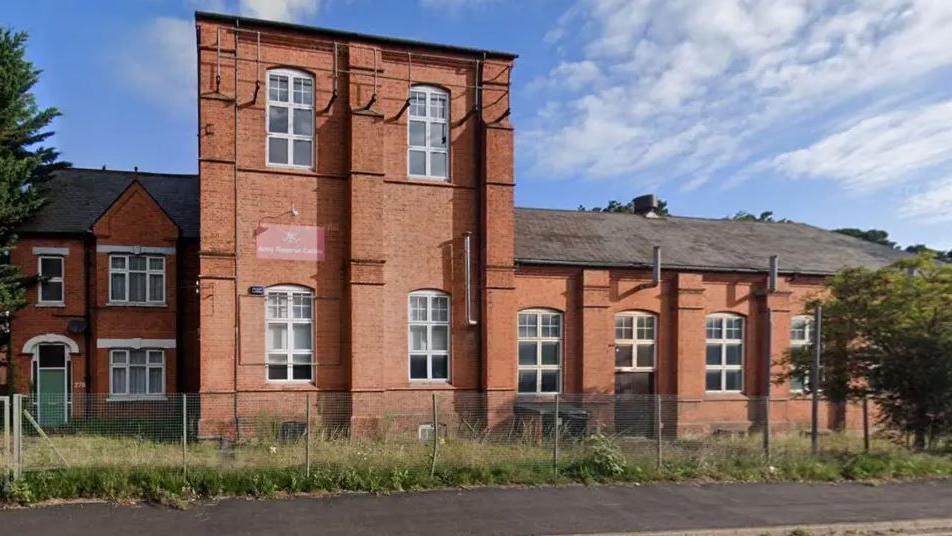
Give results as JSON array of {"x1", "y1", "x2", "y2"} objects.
[
  {"x1": 305, "y1": 393, "x2": 312, "y2": 478},
  {"x1": 862, "y1": 396, "x2": 870, "y2": 453},
  {"x1": 430, "y1": 393, "x2": 438, "y2": 478},
  {"x1": 811, "y1": 305, "x2": 822, "y2": 455},
  {"x1": 552, "y1": 394, "x2": 560, "y2": 473},
  {"x1": 763, "y1": 309, "x2": 772, "y2": 462},
  {"x1": 181, "y1": 394, "x2": 188, "y2": 478},
  {"x1": 655, "y1": 395, "x2": 663, "y2": 470},
  {"x1": 2, "y1": 396, "x2": 9, "y2": 479},
  {"x1": 12, "y1": 394, "x2": 22, "y2": 479}
]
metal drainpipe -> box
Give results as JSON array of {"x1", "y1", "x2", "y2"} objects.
[
  {"x1": 475, "y1": 53, "x2": 486, "y2": 386},
  {"x1": 232, "y1": 21, "x2": 242, "y2": 440}
]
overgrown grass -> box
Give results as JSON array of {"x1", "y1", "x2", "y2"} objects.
[{"x1": 3, "y1": 432, "x2": 951, "y2": 505}]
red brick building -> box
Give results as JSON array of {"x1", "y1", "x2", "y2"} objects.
[{"x1": 2, "y1": 12, "x2": 906, "y2": 432}]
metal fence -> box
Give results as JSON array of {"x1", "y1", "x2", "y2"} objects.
[{"x1": 1, "y1": 392, "x2": 879, "y2": 479}]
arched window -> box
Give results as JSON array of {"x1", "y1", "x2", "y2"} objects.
[
  {"x1": 408, "y1": 85, "x2": 449, "y2": 179},
  {"x1": 790, "y1": 315, "x2": 815, "y2": 392},
  {"x1": 408, "y1": 290, "x2": 450, "y2": 381},
  {"x1": 615, "y1": 311, "x2": 656, "y2": 370},
  {"x1": 518, "y1": 309, "x2": 562, "y2": 394},
  {"x1": 267, "y1": 69, "x2": 313, "y2": 168},
  {"x1": 266, "y1": 285, "x2": 314, "y2": 382},
  {"x1": 705, "y1": 313, "x2": 744, "y2": 392}
]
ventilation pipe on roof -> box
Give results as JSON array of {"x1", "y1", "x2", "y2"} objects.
[
  {"x1": 768, "y1": 255, "x2": 779, "y2": 293},
  {"x1": 633, "y1": 194, "x2": 660, "y2": 218},
  {"x1": 651, "y1": 246, "x2": 661, "y2": 287}
]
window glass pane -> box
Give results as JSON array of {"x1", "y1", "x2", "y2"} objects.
[
  {"x1": 268, "y1": 364, "x2": 288, "y2": 381},
  {"x1": 725, "y1": 344, "x2": 742, "y2": 365},
  {"x1": 268, "y1": 324, "x2": 288, "y2": 351},
  {"x1": 41, "y1": 281, "x2": 63, "y2": 302},
  {"x1": 615, "y1": 344, "x2": 632, "y2": 368},
  {"x1": 430, "y1": 152, "x2": 447, "y2": 178},
  {"x1": 111, "y1": 256, "x2": 126, "y2": 269},
  {"x1": 40, "y1": 258, "x2": 62, "y2": 278},
  {"x1": 725, "y1": 370, "x2": 742, "y2": 391},
  {"x1": 541, "y1": 314, "x2": 561, "y2": 338},
  {"x1": 431, "y1": 354, "x2": 448, "y2": 380},
  {"x1": 292, "y1": 294, "x2": 312, "y2": 319},
  {"x1": 130, "y1": 366, "x2": 147, "y2": 394},
  {"x1": 110, "y1": 274, "x2": 125, "y2": 301},
  {"x1": 409, "y1": 150, "x2": 426, "y2": 175},
  {"x1": 636, "y1": 344, "x2": 655, "y2": 368},
  {"x1": 410, "y1": 354, "x2": 428, "y2": 379},
  {"x1": 269, "y1": 75, "x2": 288, "y2": 101},
  {"x1": 112, "y1": 367, "x2": 126, "y2": 394},
  {"x1": 293, "y1": 108, "x2": 313, "y2": 136},
  {"x1": 615, "y1": 316, "x2": 632, "y2": 340},
  {"x1": 148, "y1": 367, "x2": 163, "y2": 394},
  {"x1": 268, "y1": 294, "x2": 288, "y2": 319},
  {"x1": 39, "y1": 346, "x2": 65, "y2": 367},
  {"x1": 130, "y1": 350, "x2": 147, "y2": 365},
  {"x1": 292, "y1": 324, "x2": 311, "y2": 350},
  {"x1": 431, "y1": 325, "x2": 448, "y2": 351},
  {"x1": 430, "y1": 122, "x2": 446, "y2": 148},
  {"x1": 268, "y1": 137, "x2": 288, "y2": 164},
  {"x1": 706, "y1": 371, "x2": 722, "y2": 391},
  {"x1": 518, "y1": 313, "x2": 537, "y2": 338},
  {"x1": 149, "y1": 274, "x2": 163, "y2": 302},
  {"x1": 293, "y1": 139, "x2": 312, "y2": 167},
  {"x1": 148, "y1": 351, "x2": 163, "y2": 365},
  {"x1": 637, "y1": 316, "x2": 655, "y2": 340},
  {"x1": 431, "y1": 296, "x2": 449, "y2": 322},
  {"x1": 111, "y1": 351, "x2": 128, "y2": 365},
  {"x1": 518, "y1": 342, "x2": 536, "y2": 366},
  {"x1": 518, "y1": 370, "x2": 537, "y2": 393},
  {"x1": 705, "y1": 344, "x2": 721, "y2": 365},
  {"x1": 129, "y1": 273, "x2": 147, "y2": 302},
  {"x1": 725, "y1": 318, "x2": 743, "y2": 339},
  {"x1": 409, "y1": 296, "x2": 427, "y2": 321},
  {"x1": 706, "y1": 317, "x2": 721, "y2": 339},
  {"x1": 540, "y1": 342, "x2": 559, "y2": 365},
  {"x1": 540, "y1": 370, "x2": 559, "y2": 393},
  {"x1": 410, "y1": 325, "x2": 427, "y2": 351},
  {"x1": 267, "y1": 353, "x2": 288, "y2": 365},
  {"x1": 148, "y1": 257, "x2": 164, "y2": 271},
  {"x1": 409, "y1": 92, "x2": 426, "y2": 116},
  {"x1": 430, "y1": 93, "x2": 447, "y2": 119},
  {"x1": 292, "y1": 362, "x2": 312, "y2": 380},
  {"x1": 790, "y1": 373, "x2": 805, "y2": 392},
  {"x1": 409, "y1": 121, "x2": 426, "y2": 147},
  {"x1": 293, "y1": 77, "x2": 312, "y2": 105},
  {"x1": 129, "y1": 256, "x2": 147, "y2": 271}
]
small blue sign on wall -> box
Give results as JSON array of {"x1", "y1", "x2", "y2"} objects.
[{"x1": 249, "y1": 286, "x2": 266, "y2": 296}]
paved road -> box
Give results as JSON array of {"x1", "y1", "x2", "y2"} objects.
[{"x1": 3, "y1": 481, "x2": 952, "y2": 535}]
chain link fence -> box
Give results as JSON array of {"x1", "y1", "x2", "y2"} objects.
[{"x1": 1, "y1": 392, "x2": 880, "y2": 479}]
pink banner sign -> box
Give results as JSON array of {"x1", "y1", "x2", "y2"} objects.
[{"x1": 256, "y1": 224, "x2": 325, "y2": 261}]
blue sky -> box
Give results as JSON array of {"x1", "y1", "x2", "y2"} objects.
[{"x1": 7, "y1": 0, "x2": 952, "y2": 250}]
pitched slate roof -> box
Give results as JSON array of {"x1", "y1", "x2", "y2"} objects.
[
  {"x1": 514, "y1": 208, "x2": 908, "y2": 275},
  {"x1": 19, "y1": 168, "x2": 199, "y2": 238}
]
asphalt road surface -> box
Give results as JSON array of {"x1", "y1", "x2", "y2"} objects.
[{"x1": 3, "y1": 480, "x2": 952, "y2": 535}]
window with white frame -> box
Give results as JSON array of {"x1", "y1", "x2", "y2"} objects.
[
  {"x1": 408, "y1": 291, "x2": 450, "y2": 381},
  {"x1": 408, "y1": 85, "x2": 449, "y2": 179},
  {"x1": 110, "y1": 349, "x2": 165, "y2": 396},
  {"x1": 615, "y1": 312, "x2": 656, "y2": 370},
  {"x1": 38, "y1": 256, "x2": 64, "y2": 304},
  {"x1": 267, "y1": 69, "x2": 314, "y2": 168},
  {"x1": 266, "y1": 286, "x2": 314, "y2": 381},
  {"x1": 705, "y1": 314, "x2": 744, "y2": 392},
  {"x1": 109, "y1": 255, "x2": 165, "y2": 304},
  {"x1": 518, "y1": 310, "x2": 562, "y2": 394},
  {"x1": 789, "y1": 315, "x2": 815, "y2": 392}
]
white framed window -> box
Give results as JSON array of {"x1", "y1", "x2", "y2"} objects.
[
  {"x1": 518, "y1": 309, "x2": 562, "y2": 394},
  {"x1": 38, "y1": 256, "x2": 64, "y2": 304},
  {"x1": 615, "y1": 311, "x2": 656, "y2": 370},
  {"x1": 705, "y1": 313, "x2": 744, "y2": 392},
  {"x1": 408, "y1": 85, "x2": 449, "y2": 180},
  {"x1": 408, "y1": 290, "x2": 450, "y2": 381},
  {"x1": 267, "y1": 69, "x2": 314, "y2": 168},
  {"x1": 110, "y1": 349, "x2": 165, "y2": 396},
  {"x1": 266, "y1": 285, "x2": 314, "y2": 382},
  {"x1": 109, "y1": 254, "x2": 165, "y2": 305},
  {"x1": 789, "y1": 315, "x2": 816, "y2": 393}
]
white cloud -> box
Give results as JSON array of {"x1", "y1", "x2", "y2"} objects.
[
  {"x1": 525, "y1": 0, "x2": 952, "y2": 199},
  {"x1": 902, "y1": 178, "x2": 952, "y2": 224},
  {"x1": 118, "y1": 17, "x2": 196, "y2": 115},
  {"x1": 239, "y1": 0, "x2": 319, "y2": 22}
]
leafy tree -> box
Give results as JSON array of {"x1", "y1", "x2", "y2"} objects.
[
  {"x1": 833, "y1": 228, "x2": 897, "y2": 248},
  {"x1": 0, "y1": 29, "x2": 66, "y2": 337},
  {"x1": 904, "y1": 244, "x2": 952, "y2": 263},
  {"x1": 730, "y1": 210, "x2": 791, "y2": 222},
  {"x1": 578, "y1": 198, "x2": 670, "y2": 216},
  {"x1": 780, "y1": 255, "x2": 952, "y2": 449}
]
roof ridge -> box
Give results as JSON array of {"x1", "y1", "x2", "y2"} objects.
[
  {"x1": 514, "y1": 206, "x2": 805, "y2": 226},
  {"x1": 61, "y1": 167, "x2": 197, "y2": 179}
]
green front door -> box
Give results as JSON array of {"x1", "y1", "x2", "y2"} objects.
[{"x1": 36, "y1": 345, "x2": 69, "y2": 426}]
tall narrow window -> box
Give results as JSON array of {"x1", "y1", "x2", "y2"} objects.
[
  {"x1": 615, "y1": 312, "x2": 656, "y2": 370},
  {"x1": 108, "y1": 254, "x2": 165, "y2": 305},
  {"x1": 38, "y1": 256, "x2": 64, "y2": 304},
  {"x1": 266, "y1": 286, "x2": 314, "y2": 382},
  {"x1": 408, "y1": 85, "x2": 449, "y2": 179},
  {"x1": 705, "y1": 314, "x2": 744, "y2": 392},
  {"x1": 518, "y1": 309, "x2": 562, "y2": 394},
  {"x1": 267, "y1": 69, "x2": 313, "y2": 168},
  {"x1": 408, "y1": 291, "x2": 450, "y2": 381},
  {"x1": 110, "y1": 349, "x2": 165, "y2": 396},
  {"x1": 789, "y1": 315, "x2": 815, "y2": 392}
]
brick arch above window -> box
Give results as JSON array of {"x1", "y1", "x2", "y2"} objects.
[{"x1": 22, "y1": 334, "x2": 80, "y2": 354}]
